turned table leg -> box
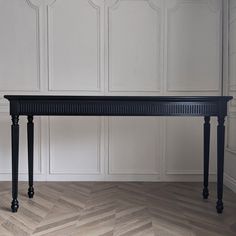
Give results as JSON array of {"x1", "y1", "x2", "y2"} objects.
[
  {"x1": 216, "y1": 116, "x2": 225, "y2": 214},
  {"x1": 27, "y1": 115, "x2": 34, "y2": 198},
  {"x1": 203, "y1": 116, "x2": 210, "y2": 199},
  {"x1": 11, "y1": 115, "x2": 19, "y2": 213}
]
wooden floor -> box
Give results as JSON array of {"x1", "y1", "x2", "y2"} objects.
[{"x1": 0, "y1": 182, "x2": 236, "y2": 236}]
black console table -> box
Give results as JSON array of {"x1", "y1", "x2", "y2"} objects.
[{"x1": 4, "y1": 95, "x2": 233, "y2": 213}]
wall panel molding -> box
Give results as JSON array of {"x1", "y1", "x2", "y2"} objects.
[
  {"x1": 229, "y1": 53, "x2": 236, "y2": 91},
  {"x1": 107, "y1": 0, "x2": 162, "y2": 92},
  {"x1": 227, "y1": 0, "x2": 236, "y2": 155},
  {"x1": 49, "y1": 117, "x2": 102, "y2": 175},
  {"x1": 225, "y1": 173, "x2": 236, "y2": 193},
  {"x1": 0, "y1": 0, "x2": 41, "y2": 91},
  {"x1": 225, "y1": 1, "x2": 236, "y2": 192},
  {"x1": 108, "y1": 117, "x2": 161, "y2": 175},
  {"x1": 165, "y1": 0, "x2": 222, "y2": 92},
  {"x1": 225, "y1": 148, "x2": 236, "y2": 193},
  {"x1": 166, "y1": 170, "x2": 216, "y2": 175},
  {"x1": 227, "y1": 113, "x2": 236, "y2": 152},
  {"x1": 47, "y1": 0, "x2": 102, "y2": 92},
  {"x1": 164, "y1": 117, "x2": 217, "y2": 175},
  {"x1": 229, "y1": 4, "x2": 236, "y2": 90}
]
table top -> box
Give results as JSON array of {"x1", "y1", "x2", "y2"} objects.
[
  {"x1": 4, "y1": 95, "x2": 233, "y2": 102},
  {"x1": 3, "y1": 95, "x2": 233, "y2": 117}
]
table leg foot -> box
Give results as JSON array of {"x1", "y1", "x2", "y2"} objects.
[
  {"x1": 216, "y1": 200, "x2": 224, "y2": 214},
  {"x1": 202, "y1": 187, "x2": 209, "y2": 199},
  {"x1": 11, "y1": 199, "x2": 19, "y2": 213},
  {"x1": 28, "y1": 186, "x2": 34, "y2": 198}
]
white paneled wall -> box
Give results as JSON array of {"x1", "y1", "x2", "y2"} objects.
[
  {"x1": 107, "y1": 0, "x2": 161, "y2": 92},
  {"x1": 48, "y1": 0, "x2": 102, "y2": 91},
  {"x1": 225, "y1": 0, "x2": 236, "y2": 192},
  {"x1": 108, "y1": 117, "x2": 161, "y2": 175},
  {"x1": 0, "y1": 0, "x2": 222, "y2": 181},
  {"x1": 0, "y1": 0, "x2": 40, "y2": 91},
  {"x1": 49, "y1": 117, "x2": 102, "y2": 175},
  {"x1": 166, "y1": 0, "x2": 221, "y2": 92}
]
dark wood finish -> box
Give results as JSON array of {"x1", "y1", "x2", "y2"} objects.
[
  {"x1": 11, "y1": 115, "x2": 19, "y2": 213},
  {"x1": 203, "y1": 116, "x2": 210, "y2": 199},
  {"x1": 4, "y1": 95, "x2": 233, "y2": 214},
  {"x1": 27, "y1": 115, "x2": 34, "y2": 199},
  {"x1": 216, "y1": 116, "x2": 226, "y2": 213},
  {"x1": 3, "y1": 95, "x2": 232, "y2": 117}
]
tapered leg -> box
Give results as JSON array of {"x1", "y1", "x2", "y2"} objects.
[
  {"x1": 27, "y1": 115, "x2": 34, "y2": 198},
  {"x1": 11, "y1": 115, "x2": 19, "y2": 212},
  {"x1": 203, "y1": 116, "x2": 210, "y2": 199},
  {"x1": 216, "y1": 116, "x2": 225, "y2": 214}
]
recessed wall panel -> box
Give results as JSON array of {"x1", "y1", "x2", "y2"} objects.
[
  {"x1": 229, "y1": 5, "x2": 236, "y2": 90},
  {"x1": 228, "y1": 116, "x2": 236, "y2": 151},
  {"x1": 166, "y1": 117, "x2": 217, "y2": 174},
  {"x1": 108, "y1": 0, "x2": 161, "y2": 92},
  {"x1": 166, "y1": 0, "x2": 221, "y2": 91},
  {"x1": 229, "y1": 53, "x2": 236, "y2": 90},
  {"x1": 49, "y1": 117, "x2": 101, "y2": 174},
  {"x1": 48, "y1": 0, "x2": 101, "y2": 91},
  {"x1": 108, "y1": 117, "x2": 160, "y2": 175},
  {"x1": 0, "y1": 0, "x2": 39, "y2": 91}
]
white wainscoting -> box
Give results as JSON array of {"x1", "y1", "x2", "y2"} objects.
[
  {"x1": 108, "y1": 117, "x2": 161, "y2": 175},
  {"x1": 47, "y1": 0, "x2": 103, "y2": 92},
  {"x1": 225, "y1": 0, "x2": 236, "y2": 192},
  {"x1": 0, "y1": 0, "x2": 223, "y2": 182},
  {"x1": 49, "y1": 117, "x2": 102, "y2": 175},
  {"x1": 165, "y1": 0, "x2": 221, "y2": 92},
  {"x1": 107, "y1": 0, "x2": 162, "y2": 92},
  {"x1": 165, "y1": 117, "x2": 217, "y2": 175},
  {"x1": 0, "y1": 0, "x2": 40, "y2": 91}
]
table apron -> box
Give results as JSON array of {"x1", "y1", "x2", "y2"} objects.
[{"x1": 9, "y1": 101, "x2": 225, "y2": 117}]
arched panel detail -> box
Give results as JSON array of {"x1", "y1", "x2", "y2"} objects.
[
  {"x1": 105, "y1": 0, "x2": 119, "y2": 8},
  {"x1": 26, "y1": 0, "x2": 41, "y2": 8},
  {"x1": 108, "y1": 0, "x2": 162, "y2": 92},
  {"x1": 0, "y1": 0, "x2": 41, "y2": 91},
  {"x1": 47, "y1": 0, "x2": 102, "y2": 91},
  {"x1": 166, "y1": 0, "x2": 221, "y2": 92}
]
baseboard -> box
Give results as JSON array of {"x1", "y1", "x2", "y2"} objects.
[
  {"x1": 0, "y1": 174, "x2": 46, "y2": 181},
  {"x1": 163, "y1": 174, "x2": 216, "y2": 182},
  {"x1": 0, "y1": 173, "x2": 217, "y2": 182},
  {"x1": 224, "y1": 173, "x2": 236, "y2": 193}
]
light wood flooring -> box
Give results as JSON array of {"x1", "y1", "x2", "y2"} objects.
[{"x1": 0, "y1": 182, "x2": 236, "y2": 236}]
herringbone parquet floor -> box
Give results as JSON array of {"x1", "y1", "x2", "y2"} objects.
[{"x1": 0, "y1": 182, "x2": 235, "y2": 236}]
